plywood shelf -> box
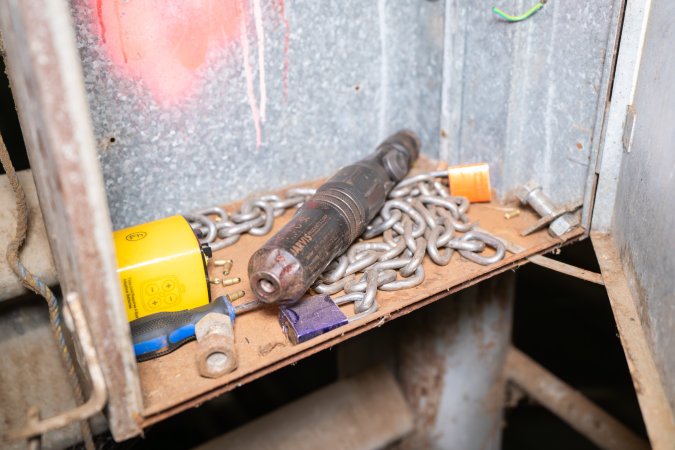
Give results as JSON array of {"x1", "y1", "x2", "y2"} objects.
[{"x1": 137, "y1": 161, "x2": 583, "y2": 427}]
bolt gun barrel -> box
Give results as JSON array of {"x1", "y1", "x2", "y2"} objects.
[{"x1": 248, "y1": 130, "x2": 420, "y2": 304}]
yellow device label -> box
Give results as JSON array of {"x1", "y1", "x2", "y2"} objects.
[{"x1": 113, "y1": 215, "x2": 210, "y2": 321}]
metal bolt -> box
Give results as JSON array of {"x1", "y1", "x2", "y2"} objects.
[
  {"x1": 222, "y1": 277, "x2": 241, "y2": 287},
  {"x1": 516, "y1": 181, "x2": 555, "y2": 217},
  {"x1": 517, "y1": 181, "x2": 578, "y2": 237},
  {"x1": 228, "y1": 290, "x2": 246, "y2": 302},
  {"x1": 213, "y1": 259, "x2": 232, "y2": 267},
  {"x1": 504, "y1": 209, "x2": 520, "y2": 220},
  {"x1": 221, "y1": 260, "x2": 233, "y2": 276}
]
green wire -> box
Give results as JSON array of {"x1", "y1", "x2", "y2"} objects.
[{"x1": 492, "y1": 1, "x2": 546, "y2": 22}]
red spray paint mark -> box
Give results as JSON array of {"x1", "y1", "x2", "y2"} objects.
[
  {"x1": 96, "y1": 0, "x2": 106, "y2": 44},
  {"x1": 92, "y1": 0, "x2": 242, "y2": 105},
  {"x1": 274, "y1": 0, "x2": 290, "y2": 101},
  {"x1": 92, "y1": 0, "x2": 289, "y2": 148}
]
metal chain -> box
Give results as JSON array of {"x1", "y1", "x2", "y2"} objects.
[{"x1": 185, "y1": 171, "x2": 505, "y2": 321}]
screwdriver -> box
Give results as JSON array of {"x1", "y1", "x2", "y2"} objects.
[{"x1": 130, "y1": 291, "x2": 262, "y2": 361}]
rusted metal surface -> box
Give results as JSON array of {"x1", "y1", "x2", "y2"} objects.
[
  {"x1": 194, "y1": 366, "x2": 413, "y2": 450},
  {"x1": 0, "y1": 170, "x2": 57, "y2": 301},
  {"x1": 0, "y1": 0, "x2": 142, "y2": 440},
  {"x1": 5, "y1": 293, "x2": 107, "y2": 442},
  {"x1": 249, "y1": 130, "x2": 419, "y2": 304},
  {"x1": 527, "y1": 255, "x2": 604, "y2": 285},
  {"x1": 505, "y1": 346, "x2": 649, "y2": 450},
  {"x1": 592, "y1": 233, "x2": 675, "y2": 449},
  {"x1": 394, "y1": 273, "x2": 515, "y2": 450}
]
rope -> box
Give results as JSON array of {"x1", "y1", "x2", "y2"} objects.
[{"x1": 0, "y1": 133, "x2": 95, "y2": 450}]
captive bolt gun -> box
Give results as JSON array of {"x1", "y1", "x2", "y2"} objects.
[{"x1": 248, "y1": 130, "x2": 420, "y2": 305}]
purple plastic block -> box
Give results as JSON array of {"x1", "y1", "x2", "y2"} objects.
[{"x1": 279, "y1": 294, "x2": 348, "y2": 344}]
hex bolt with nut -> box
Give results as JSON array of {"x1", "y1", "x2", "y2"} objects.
[{"x1": 517, "y1": 181, "x2": 579, "y2": 238}]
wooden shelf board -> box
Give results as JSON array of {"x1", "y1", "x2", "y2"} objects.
[{"x1": 137, "y1": 176, "x2": 583, "y2": 427}]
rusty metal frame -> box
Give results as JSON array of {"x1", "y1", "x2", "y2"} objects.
[
  {"x1": 591, "y1": 233, "x2": 675, "y2": 449},
  {"x1": 5, "y1": 293, "x2": 107, "y2": 442},
  {"x1": 505, "y1": 347, "x2": 649, "y2": 450},
  {"x1": 525, "y1": 238, "x2": 675, "y2": 449},
  {"x1": 0, "y1": 0, "x2": 143, "y2": 440},
  {"x1": 527, "y1": 255, "x2": 605, "y2": 285}
]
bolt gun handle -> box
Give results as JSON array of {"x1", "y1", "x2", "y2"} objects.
[{"x1": 130, "y1": 293, "x2": 239, "y2": 361}]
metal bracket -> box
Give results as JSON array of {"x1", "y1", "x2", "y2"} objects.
[
  {"x1": 622, "y1": 104, "x2": 637, "y2": 153},
  {"x1": 505, "y1": 347, "x2": 649, "y2": 450},
  {"x1": 527, "y1": 255, "x2": 604, "y2": 285},
  {"x1": 483, "y1": 229, "x2": 603, "y2": 285},
  {"x1": 4, "y1": 293, "x2": 108, "y2": 442}
]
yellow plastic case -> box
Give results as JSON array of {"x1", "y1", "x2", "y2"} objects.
[{"x1": 113, "y1": 215, "x2": 210, "y2": 321}]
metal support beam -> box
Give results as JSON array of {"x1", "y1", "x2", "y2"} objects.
[
  {"x1": 394, "y1": 274, "x2": 515, "y2": 450},
  {"x1": 527, "y1": 255, "x2": 604, "y2": 285},
  {"x1": 505, "y1": 346, "x2": 649, "y2": 450},
  {"x1": 592, "y1": 233, "x2": 675, "y2": 449}
]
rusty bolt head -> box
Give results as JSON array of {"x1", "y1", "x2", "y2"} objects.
[
  {"x1": 516, "y1": 181, "x2": 542, "y2": 204},
  {"x1": 549, "y1": 213, "x2": 579, "y2": 237}
]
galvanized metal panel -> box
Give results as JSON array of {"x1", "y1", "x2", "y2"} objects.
[
  {"x1": 71, "y1": 0, "x2": 620, "y2": 230},
  {"x1": 440, "y1": 0, "x2": 618, "y2": 211},
  {"x1": 593, "y1": 0, "x2": 653, "y2": 232},
  {"x1": 611, "y1": 0, "x2": 675, "y2": 413},
  {"x1": 70, "y1": 0, "x2": 445, "y2": 229}
]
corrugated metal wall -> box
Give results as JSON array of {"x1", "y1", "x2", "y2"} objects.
[
  {"x1": 72, "y1": 0, "x2": 617, "y2": 229},
  {"x1": 71, "y1": 0, "x2": 445, "y2": 228}
]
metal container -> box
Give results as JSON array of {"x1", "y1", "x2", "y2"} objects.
[{"x1": 0, "y1": 0, "x2": 672, "y2": 447}]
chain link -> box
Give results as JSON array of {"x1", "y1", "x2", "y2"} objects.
[{"x1": 185, "y1": 171, "x2": 506, "y2": 321}]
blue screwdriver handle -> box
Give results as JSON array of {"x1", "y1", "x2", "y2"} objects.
[{"x1": 130, "y1": 295, "x2": 236, "y2": 361}]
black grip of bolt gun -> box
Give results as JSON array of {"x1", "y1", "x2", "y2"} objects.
[
  {"x1": 130, "y1": 295, "x2": 236, "y2": 361},
  {"x1": 248, "y1": 130, "x2": 420, "y2": 304}
]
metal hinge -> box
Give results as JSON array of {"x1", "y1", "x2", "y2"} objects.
[{"x1": 622, "y1": 104, "x2": 637, "y2": 153}]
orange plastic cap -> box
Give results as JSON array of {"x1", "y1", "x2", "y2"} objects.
[{"x1": 447, "y1": 163, "x2": 492, "y2": 203}]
